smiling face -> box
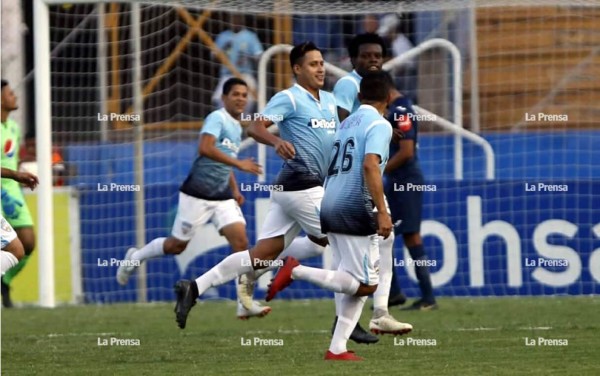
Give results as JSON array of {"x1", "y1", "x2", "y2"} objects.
[
  {"x1": 353, "y1": 43, "x2": 384, "y2": 75},
  {"x1": 222, "y1": 84, "x2": 248, "y2": 118},
  {"x1": 293, "y1": 50, "x2": 325, "y2": 94}
]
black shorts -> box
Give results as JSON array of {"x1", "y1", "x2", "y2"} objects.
[{"x1": 385, "y1": 175, "x2": 424, "y2": 235}]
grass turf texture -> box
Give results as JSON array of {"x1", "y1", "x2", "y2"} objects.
[{"x1": 2, "y1": 297, "x2": 599, "y2": 375}]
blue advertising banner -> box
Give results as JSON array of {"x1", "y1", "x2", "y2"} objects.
[{"x1": 78, "y1": 180, "x2": 600, "y2": 303}]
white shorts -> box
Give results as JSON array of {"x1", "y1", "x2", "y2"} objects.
[
  {"x1": 258, "y1": 186, "x2": 326, "y2": 248},
  {"x1": 1, "y1": 215, "x2": 17, "y2": 250},
  {"x1": 171, "y1": 192, "x2": 246, "y2": 241},
  {"x1": 329, "y1": 233, "x2": 380, "y2": 286}
]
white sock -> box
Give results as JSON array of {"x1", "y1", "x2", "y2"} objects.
[
  {"x1": 195, "y1": 250, "x2": 253, "y2": 296},
  {"x1": 131, "y1": 237, "x2": 166, "y2": 262},
  {"x1": 373, "y1": 232, "x2": 394, "y2": 313},
  {"x1": 329, "y1": 294, "x2": 367, "y2": 354},
  {"x1": 291, "y1": 265, "x2": 359, "y2": 295},
  {"x1": 1, "y1": 251, "x2": 19, "y2": 274},
  {"x1": 279, "y1": 236, "x2": 325, "y2": 260},
  {"x1": 331, "y1": 246, "x2": 342, "y2": 316},
  {"x1": 252, "y1": 237, "x2": 327, "y2": 280}
]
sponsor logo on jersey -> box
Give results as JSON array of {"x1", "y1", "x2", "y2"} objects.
[
  {"x1": 309, "y1": 118, "x2": 336, "y2": 129},
  {"x1": 221, "y1": 137, "x2": 240, "y2": 154},
  {"x1": 3, "y1": 139, "x2": 15, "y2": 158},
  {"x1": 395, "y1": 113, "x2": 412, "y2": 132}
]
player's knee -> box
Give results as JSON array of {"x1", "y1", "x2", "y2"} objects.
[
  {"x1": 6, "y1": 240, "x2": 25, "y2": 261},
  {"x1": 230, "y1": 236, "x2": 249, "y2": 252},
  {"x1": 164, "y1": 237, "x2": 188, "y2": 254},
  {"x1": 307, "y1": 234, "x2": 328, "y2": 247},
  {"x1": 355, "y1": 284, "x2": 378, "y2": 296}
]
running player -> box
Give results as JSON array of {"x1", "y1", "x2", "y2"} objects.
[
  {"x1": 1, "y1": 80, "x2": 37, "y2": 308},
  {"x1": 116, "y1": 78, "x2": 268, "y2": 319},
  {"x1": 333, "y1": 34, "x2": 407, "y2": 325},
  {"x1": 267, "y1": 72, "x2": 413, "y2": 361},
  {"x1": 173, "y1": 41, "x2": 339, "y2": 331}
]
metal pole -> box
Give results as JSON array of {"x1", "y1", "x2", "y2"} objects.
[
  {"x1": 34, "y1": 0, "x2": 55, "y2": 308},
  {"x1": 131, "y1": 2, "x2": 147, "y2": 302},
  {"x1": 98, "y1": 3, "x2": 108, "y2": 142}
]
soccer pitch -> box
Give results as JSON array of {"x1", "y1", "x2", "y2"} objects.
[{"x1": 2, "y1": 297, "x2": 599, "y2": 375}]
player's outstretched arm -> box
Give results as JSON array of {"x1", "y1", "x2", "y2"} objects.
[
  {"x1": 199, "y1": 134, "x2": 262, "y2": 175},
  {"x1": 1, "y1": 167, "x2": 39, "y2": 190},
  {"x1": 247, "y1": 118, "x2": 295, "y2": 160},
  {"x1": 384, "y1": 139, "x2": 414, "y2": 174},
  {"x1": 364, "y1": 154, "x2": 392, "y2": 239}
]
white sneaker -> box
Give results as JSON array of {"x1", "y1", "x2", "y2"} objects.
[
  {"x1": 237, "y1": 300, "x2": 271, "y2": 320},
  {"x1": 116, "y1": 247, "x2": 138, "y2": 286},
  {"x1": 369, "y1": 314, "x2": 413, "y2": 335},
  {"x1": 236, "y1": 273, "x2": 256, "y2": 310}
]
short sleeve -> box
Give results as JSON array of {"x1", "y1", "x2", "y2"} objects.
[
  {"x1": 333, "y1": 77, "x2": 359, "y2": 113},
  {"x1": 387, "y1": 97, "x2": 417, "y2": 140},
  {"x1": 365, "y1": 120, "x2": 393, "y2": 158},
  {"x1": 262, "y1": 91, "x2": 295, "y2": 125},
  {"x1": 201, "y1": 111, "x2": 225, "y2": 139}
]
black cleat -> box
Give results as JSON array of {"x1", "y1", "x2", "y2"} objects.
[
  {"x1": 401, "y1": 299, "x2": 438, "y2": 311},
  {"x1": 174, "y1": 280, "x2": 197, "y2": 329},
  {"x1": 331, "y1": 316, "x2": 379, "y2": 344},
  {"x1": 1, "y1": 280, "x2": 13, "y2": 308},
  {"x1": 388, "y1": 292, "x2": 407, "y2": 308}
]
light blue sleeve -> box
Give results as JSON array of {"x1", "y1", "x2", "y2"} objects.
[
  {"x1": 333, "y1": 77, "x2": 359, "y2": 112},
  {"x1": 365, "y1": 120, "x2": 393, "y2": 158},
  {"x1": 262, "y1": 91, "x2": 295, "y2": 124},
  {"x1": 215, "y1": 31, "x2": 231, "y2": 50},
  {"x1": 200, "y1": 111, "x2": 224, "y2": 139}
]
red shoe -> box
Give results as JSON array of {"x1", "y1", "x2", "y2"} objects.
[
  {"x1": 324, "y1": 350, "x2": 363, "y2": 361},
  {"x1": 265, "y1": 257, "x2": 299, "y2": 301}
]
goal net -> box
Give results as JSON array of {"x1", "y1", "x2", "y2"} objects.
[{"x1": 18, "y1": 0, "x2": 600, "y2": 304}]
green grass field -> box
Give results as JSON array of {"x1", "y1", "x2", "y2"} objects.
[{"x1": 2, "y1": 297, "x2": 599, "y2": 375}]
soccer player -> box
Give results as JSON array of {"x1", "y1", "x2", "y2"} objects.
[
  {"x1": 1, "y1": 167, "x2": 38, "y2": 275},
  {"x1": 116, "y1": 78, "x2": 268, "y2": 319},
  {"x1": 1, "y1": 80, "x2": 37, "y2": 308},
  {"x1": 385, "y1": 87, "x2": 437, "y2": 311},
  {"x1": 173, "y1": 41, "x2": 341, "y2": 331},
  {"x1": 267, "y1": 71, "x2": 413, "y2": 361},
  {"x1": 333, "y1": 34, "x2": 406, "y2": 323}
]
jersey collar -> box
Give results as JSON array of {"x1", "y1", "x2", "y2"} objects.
[
  {"x1": 220, "y1": 107, "x2": 240, "y2": 124},
  {"x1": 294, "y1": 83, "x2": 322, "y2": 103},
  {"x1": 359, "y1": 104, "x2": 379, "y2": 113}
]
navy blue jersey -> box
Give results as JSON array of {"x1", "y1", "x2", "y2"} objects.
[{"x1": 385, "y1": 96, "x2": 423, "y2": 181}]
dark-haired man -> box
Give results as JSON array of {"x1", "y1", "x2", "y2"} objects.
[
  {"x1": 1, "y1": 79, "x2": 36, "y2": 308},
  {"x1": 116, "y1": 78, "x2": 266, "y2": 319},
  {"x1": 173, "y1": 42, "x2": 338, "y2": 330},
  {"x1": 332, "y1": 35, "x2": 408, "y2": 336},
  {"x1": 267, "y1": 72, "x2": 412, "y2": 361}
]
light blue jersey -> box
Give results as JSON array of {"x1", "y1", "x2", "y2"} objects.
[
  {"x1": 321, "y1": 105, "x2": 392, "y2": 235},
  {"x1": 262, "y1": 84, "x2": 338, "y2": 191},
  {"x1": 180, "y1": 108, "x2": 242, "y2": 200},
  {"x1": 332, "y1": 70, "x2": 362, "y2": 114},
  {"x1": 215, "y1": 29, "x2": 264, "y2": 77}
]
